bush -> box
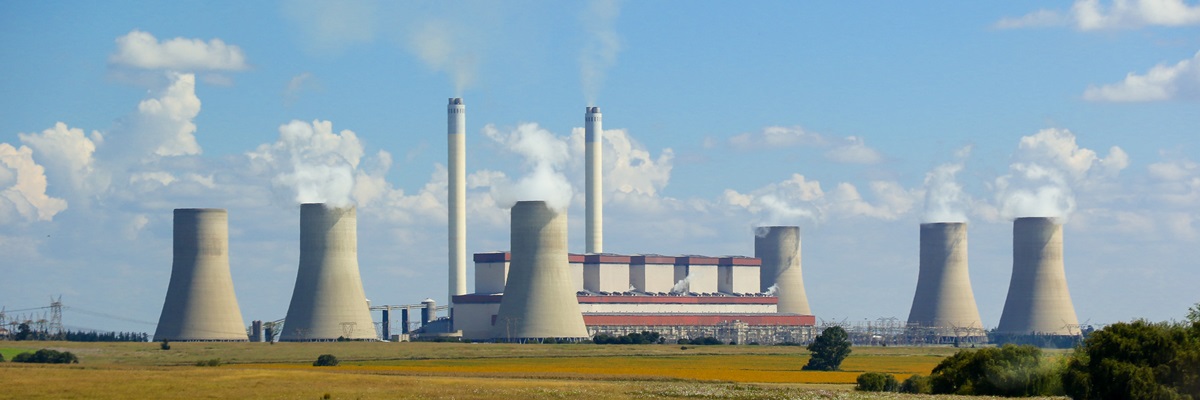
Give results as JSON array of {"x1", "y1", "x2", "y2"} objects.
[
  {"x1": 592, "y1": 331, "x2": 662, "y2": 345},
  {"x1": 1063, "y1": 320, "x2": 1200, "y2": 400},
  {"x1": 803, "y1": 326, "x2": 851, "y2": 371},
  {"x1": 160, "y1": 340, "x2": 171, "y2": 350},
  {"x1": 856, "y1": 372, "x2": 899, "y2": 392},
  {"x1": 929, "y1": 344, "x2": 1062, "y2": 397},
  {"x1": 900, "y1": 374, "x2": 931, "y2": 394},
  {"x1": 11, "y1": 349, "x2": 79, "y2": 364},
  {"x1": 0, "y1": 353, "x2": 5, "y2": 362},
  {"x1": 313, "y1": 354, "x2": 339, "y2": 367},
  {"x1": 195, "y1": 358, "x2": 221, "y2": 367}
]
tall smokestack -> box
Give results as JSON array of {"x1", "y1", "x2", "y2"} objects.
[
  {"x1": 755, "y1": 226, "x2": 812, "y2": 315},
  {"x1": 280, "y1": 204, "x2": 377, "y2": 341},
  {"x1": 491, "y1": 201, "x2": 589, "y2": 341},
  {"x1": 585, "y1": 106, "x2": 602, "y2": 253},
  {"x1": 449, "y1": 98, "x2": 466, "y2": 303},
  {"x1": 997, "y1": 217, "x2": 1080, "y2": 335},
  {"x1": 154, "y1": 209, "x2": 248, "y2": 341},
  {"x1": 906, "y1": 223, "x2": 984, "y2": 335}
]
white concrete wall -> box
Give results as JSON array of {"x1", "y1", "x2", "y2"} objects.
[
  {"x1": 631, "y1": 264, "x2": 675, "y2": 293},
  {"x1": 454, "y1": 302, "x2": 502, "y2": 341},
  {"x1": 474, "y1": 261, "x2": 509, "y2": 294},
  {"x1": 677, "y1": 265, "x2": 718, "y2": 293},
  {"x1": 579, "y1": 302, "x2": 775, "y2": 314},
  {"x1": 719, "y1": 266, "x2": 761, "y2": 294},
  {"x1": 570, "y1": 262, "x2": 584, "y2": 291},
  {"x1": 585, "y1": 262, "x2": 631, "y2": 292}
]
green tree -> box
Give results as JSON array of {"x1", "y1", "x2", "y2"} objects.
[
  {"x1": 900, "y1": 374, "x2": 931, "y2": 394},
  {"x1": 856, "y1": 372, "x2": 899, "y2": 392},
  {"x1": 313, "y1": 354, "x2": 339, "y2": 367},
  {"x1": 1063, "y1": 320, "x2": 1200, "y2": 399},
  {"x1": 929, "y1": 344, "x2": 1061, "y2": 396},
  {"x1": 1187, "y1": 302, "x2": 1200, "y2": 324},
  {"x1": 803, "y1": 326, "x2": 852, "y2": 371}
]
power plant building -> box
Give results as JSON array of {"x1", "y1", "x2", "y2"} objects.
[
  {"x1": 280, "y1": 204, "x2": 377, "y2": 341},
  {"x1": 906, "y1": 223, "x2": 986, "y2": 341},
  {"x1": 997, "y1": 217, "x2": 1080, "y2": 336},
  {"x1": 154, "y1": 208, "x2": 248, "y2": 342}
]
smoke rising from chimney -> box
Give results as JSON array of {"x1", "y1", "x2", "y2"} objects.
[{"x1": 580, "y1": 0, "x2": 622, "y2": 105}]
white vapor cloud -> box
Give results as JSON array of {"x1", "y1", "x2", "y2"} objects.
[
  {"x1": 248, "y1": 120, "x2": 365, "y2": 207},
  {"x1": 283, "y1": 72, "x2": 319, "y2": 106},
  {"x1": 281, "y1": 0, "x2": 378, "y2": 53},
  {"x1": 126, "y1": 73, "x2": 204, "y2": 158},
  {"x1": 1083, "y1": 51, "x2": 1200, "y2": 102},
  {"x1": 109, "y1": 30, "x2": 247, "y2": 71},
  {"x1": 990, "y1": 128, "x2": 1128, "y2": 221},
  {"x1": 996, "y1": 0, "x2": 1200, "y2": 30},
  {"x1": 483, "y1": 123, "x2": 574, "y2": 211},
  {"x1": 922, "y1": 146, "x2": 972, "y2": 223},
  {"x1": 722, "y1": 126, "x2": 883, "y2": 164},
  {"x1": 0, "y1": 143, "x2": 68, "y2": 222},
  {"x1": 723, "y1": 174, "x2": 916, "y2": 226},
  {"x1": 580, "y1": 0, "x2": 622, "y2": 105},
  {"x1": 407, "y1": 19, "x2": 480, "y2": 95}
]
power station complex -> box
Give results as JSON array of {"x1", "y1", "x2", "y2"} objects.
[{"x1": 152, "y1": 98, "x2": 1083, "y2": 345}]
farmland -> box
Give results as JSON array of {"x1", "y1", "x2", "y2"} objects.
[{"x1": 0, "y1": 341, "x2": 1062, "y2": 399}]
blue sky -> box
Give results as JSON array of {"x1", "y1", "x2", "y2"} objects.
[{"x1": 2, "y1": 1, "x2": 1198, "y2": 333}]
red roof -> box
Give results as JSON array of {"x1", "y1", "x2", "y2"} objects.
[
  {"x1": 631, "y1": 255, "x2": 676, "y2": 265},
  {"x1": 585, "y1": 254, "x2": 633, "y2": 263},
  {"x1": 584, "y1": 314, "x2": 815, "y2": 326},
  {"x1": 676, "y1": 256, "x2": 720, "y2": 265},
  {"x1": 452, "y1": 293, "x2": 777, "y2": 305},
  {"x1": 719, "y1": 257, "x2": 761, "y2": 266}
]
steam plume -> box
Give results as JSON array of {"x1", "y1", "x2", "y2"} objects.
[
  {"x1": 922, "y1": 145, "x2": 972, "y2": 223},
  {"x1": 484, "y1": 123, "x2": 574, "y2": 211},
  {"x1": 580, "y1": 0, "x2": 622, "y2": 105}
]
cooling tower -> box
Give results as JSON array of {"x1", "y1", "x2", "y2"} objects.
[
  {"x1": 154, "y1": 209, "x2": 248, "y2": 341},
  {"x1": 585, "y1": 106, "x2": 603, "y2": 253},
  {"x1": 997, "y1": 217, "x2": 1080, "y2": 335},
  {"x1": 280, "y1": 204, "x2": 377, "y2": 341},
  {"x1": 492, "y1": 201, "x2": 589, "y2": 341},
  {"x1": 449, "y1": 98, "x2": 467, "y2": 303},
  {"x1": 755, "y1": 226, "x2": 811, "y2": 315},
  {"x1": 906, "y1": 223, "x2": 985, "y2": 335}
]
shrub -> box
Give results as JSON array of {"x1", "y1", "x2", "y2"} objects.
[
  {"x1": 1063, "y1": 320, "x2": 1200, "y2": 400},
  {"x1": 900, "y1": 374, "x2": 931, "y2": 394},
  {"x1": 160, "y1": 340, "x2": 171, "y2": 350},
  {"x1": 856, "y1": 372, "x2": 899, "y2": 392},
  {"x1": 195, "y1": 358, "x2": 221, "y2": 367},
  {"x1": 803, "y1": 326, "x2": 851, "y2": 371},
  {"x1": 313, "y1": 354, "x2": 339, "y2": 367},
  {"x1": 592, "y1": 331, "x2": 662, "y2": 345},
  {"x1": 11, "y1": 349, "x2": 79, "y2": 364},
  {"x1": 929, "y1": 344, "x2": 1062, "y2": 397},
  {"x1": 0, "y1": 353, "x2": 5, "y2": 362}
]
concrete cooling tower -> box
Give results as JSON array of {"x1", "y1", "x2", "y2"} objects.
[
  {"x1": 906, "y1": 223, "x2": 985, "y2": 337},
  {"x1": 492, "y1": 201, "x2": 589, "y2": 342},
  {"x1": 755, "y1": 226, "x2": 812, "y2": 315},
  {"x1": 154, "y1": 209, "x2": 248, "y2": 341},
  {"x1": 997, "y1": 217, "x2": 1080, "y2": 336},
  {"x1": 585, "y1": 106, "x2": 603, "y2": 253},
  {"x1": 448, "y1": 98, "x2": 467, "y2": 303},
  {"x1": 280, "y1": 204, "x2": 377, "y2": 341}
]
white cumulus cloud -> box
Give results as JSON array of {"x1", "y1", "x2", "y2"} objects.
[
  {"x1": 996, "y1": 0, "x2": 1200, "y2": 30},
  {"x1": 109, "y1": 30, "x2": 247, "y2": 71},
  {"x1": 990, "y1": 128, "x2": 1128, "y2": 220},
  {"x1": 0, "y1": 143, "x2": 68, "y2": 222},
  {"x1": 248, "y1": 119, "x2": 365, "y2": 207},
  {"x1": 1083, "y1": 51, "x2": 1200, "y2": 102}
]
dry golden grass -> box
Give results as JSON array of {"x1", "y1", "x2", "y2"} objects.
[{"x1": 0, "y1": 341, "x2": 1057, "y2": 399}]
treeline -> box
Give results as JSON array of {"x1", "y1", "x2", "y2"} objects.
[
  {"x1": 856, "y1": 319, "x2": 1200, "y2": 398},
  {"x1": 592, "y1": 331, "x2": 664, "y2": 344},
  {"x1": 5, "y1": 323, "x2": 148, "y2": 342}
]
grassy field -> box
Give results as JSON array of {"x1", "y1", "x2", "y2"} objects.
[{"x1": 0, "y1": 341, "x2": 1063, "y2": 399}]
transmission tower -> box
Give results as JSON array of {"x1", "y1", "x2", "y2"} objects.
[{"x1": 49, "y1": 296, "x2": 63, "y2": 339}]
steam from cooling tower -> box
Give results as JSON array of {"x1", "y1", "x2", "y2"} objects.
[
  {"x1": 248, "y1": 120, "x2": 365, "y2": 208},
  {"x1": 993, "y1": 128, "x2": 1127, "y2": 221},
  {"x1": 922, "y1": 146, "x2": 971, "y2": 223},
  {"x1": 580, "y1": 0, "x2": 622, "y2": 105},
  {"x1": 484, "y1": 123, "x2": 574, "y2": 210}
]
